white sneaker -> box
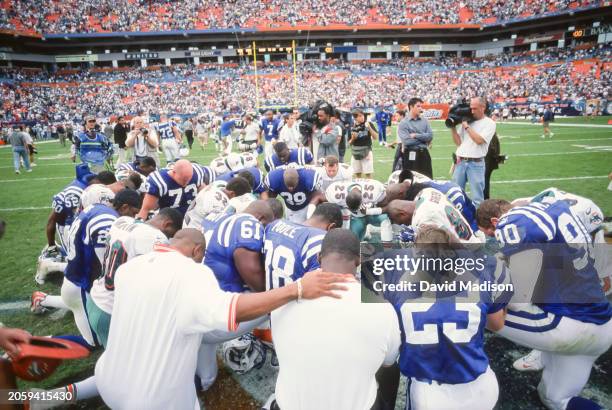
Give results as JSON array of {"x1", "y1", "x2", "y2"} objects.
[
  {"x1": 30, "y1": 291, "x2": 48, "y2": 314},
  {"x1": 540, "y1": 135, "x2": 545, "y2": 139},
  {"x1": 513, "y1": 349, "x2": 543, "y2": 372},
  {"x1": 549, "y1": 133, "x2": 554, "y2": 138},
  {"x1": 15, "y1": 170, "x2": 20, "y2": 175},
  {"x1": 31, "y1": 162, "x2": 37, "y2": 167},
  {"x1": 26, "y1": 169, "x2": 32, "y2": 172}
]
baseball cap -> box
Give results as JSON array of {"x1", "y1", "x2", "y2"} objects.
[
  {"x1": 113, "y1": 189, "x2": 143, "y2": 209},
  {"x1": 84, "y1": 115, "x2": 96, "y2": 122}
]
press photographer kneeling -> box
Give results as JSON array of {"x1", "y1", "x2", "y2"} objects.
[{"x1": 448, "y1": 97, "x2": 496, "y2": 207}]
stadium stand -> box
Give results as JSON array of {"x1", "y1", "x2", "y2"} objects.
[{"x1": 0, "y1": 0, "x2": 605, "y2": 34}]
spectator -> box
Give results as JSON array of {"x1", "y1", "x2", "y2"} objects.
[
  {"x1": 450, "y1": 97, "x2": 496, "y2": 207},
  {"x1": 397, "y1": 97, "x2": 433, "y2": 178},
  {"x1": 22, "y1": 127, "x2": 37, "y2": 167},
  {"x1": 8, "y1": 126, "x2": 32, "y2": 174},
  {"x1": 182, "y1": 117, "x2": 194, "y2": 150}
]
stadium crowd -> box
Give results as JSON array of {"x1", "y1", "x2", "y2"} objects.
[
  {"x1": 0, "y1": 0, "x2": 603, "y2": 34},
  {"x1": 0, "y1": 45, "x2": 609, "y2": 126}
]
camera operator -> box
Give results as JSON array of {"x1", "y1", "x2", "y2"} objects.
[
  {"x1": 126, "y1": 116, "x2": 159, "y2": 166},
  {"x1": 349, "y1": 109, "x2": 378, "y2": 178},
  {"x1": 450, "y1": 97, "x2": 496, "y2": 207},
  {"x1": 397, "y1": 98, "x2": 433, "y2": 178}
]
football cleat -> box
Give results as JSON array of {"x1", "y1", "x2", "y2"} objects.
[
  {"x1": 513, "y1": 349, "x2": 543, "y2": 372},
  {"x1": 30, "y1": 291, "x2": 48, "y2": 314}
]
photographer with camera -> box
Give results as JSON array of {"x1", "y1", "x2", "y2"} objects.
[
  {"x1": 126, "y1": 116, "x2": 159, "y2": 166},
  {"x1": 449, "y1": 97, "x2": 496, "y2": 207},
  {"x1": 349, "y1": 109, "x2": 378, "y2": 178},
  {"x1": 397, "y1": 98, "x2": 433, "y2": 178}
]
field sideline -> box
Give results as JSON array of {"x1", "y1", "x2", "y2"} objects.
[{"x1": 0, "y1": 117, "x2": 610, "y2": 409}]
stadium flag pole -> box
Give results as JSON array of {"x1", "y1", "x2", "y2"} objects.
[
  {"x1": 292, "y1": 39, "x2": 298, "y2": 108},
  {"x1": 252, "y1": 41, "x2": 260, "y2": 111}
]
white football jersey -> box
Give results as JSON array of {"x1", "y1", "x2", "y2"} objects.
[
  {"x1": 318, "y1": 163, "x2": 353, "y2": 191},
  {"x1": 91, "y1": 217, "x2": 168, "y2": 314},
  {"x1": 387, "y1": 169, "x2": 432, "y2": 185},
  {"x1": 240, "y1": 152, "x2": 258, "y2": 168},
  {"x1": 326, "y1": 179, "x2": 386, "y2": 217},
  {"x1": 412, "y1": 188, "x2": 480, "y2": 244},
  {"x1": 183, "y1": 186, "x2": 230, "y2": 229},
  {"x1": 529, "y1": 187, "x2": 603, "y2": 234},
  {"x1": 210, "y1": 156, "x2": 231, "y2": 176}
]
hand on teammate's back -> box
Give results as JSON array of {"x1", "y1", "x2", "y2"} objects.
[{"x1": 300, "y1": 269, "x2": 354, "y2": 299}]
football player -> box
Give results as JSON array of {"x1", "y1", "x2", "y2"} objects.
[
  {"x1": 386, "y1": 169, "x2": 431, "y2": 185},
  {"x1": 382, "y1": 226, "x2": 509, "y2": 410},
  {"x1": 488, "y1": 199, "x2": 612, "y2": 410},
  {"x1": 264, "y1": 202, "x2": 343, "y2": 290},
  {"x1": 383, "y1": 188, "x2": 481, "y2": 244},
  {"x1": 218, "y1": 167, "x2": 266, "y2": 195},
  {"x1": 209, "y1": 152, "x2": 247, "y2": 177},
  {"x1": 37, "y1": 167, "x2": 115, "y2": 284},
  {"x1": 317, "y1": 155, "x2": 353, "y2": 191},
  {"x1": 114, "y1": 156, "x2": 156, "y2": 179},
  {"x1": 31, "y1": 188, "x2": 141, "y2": 347},
  {"x1": 263, "y1": 167, "x2": 324, "y2": 223},
  {"x1": 34, "y1": 207, "x2": 184, "y2": 409},
  {"x1": 325, "y1": 178, "x2": 392, "y2": 240},
  {"x1": 264, "y1": 142, "x2": 313, "y2": 172},
  {"x1": 183, "y1": 177, "x2": 252, "y2": 229},
  {"x1": 137, "y1": 159, "x2": 207, "y2": 219},
  {"x1": 155, "y1": 114, "x2": 182, "y2": 164},
  {"x1": 259, "y1": 110, "x2": 284, "y2": 156},
  {"x1": 196, "y1": 200, "x2": 275, "y2": 390}
]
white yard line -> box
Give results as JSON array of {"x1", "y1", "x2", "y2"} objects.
[
  {"x1": 0, "y1": 206, "x2": 51, "y2": 211},
  {"x1": 434, "y1": 137, "x2": 612, "y2": 148},
  {"x1": 0, "y1": 301, "x2": 29, "y2": 311},
  {"x1": 499, "y1": 121, "x2": 612, "y2": 128},
  {"x1": 378, "y1": 149, "x2": 610, "y2": 162},
  {"x1": 491, "y1": 175, "x2": 608, "y2": 184},
  {"x1": 0, "y1": 176, "x2": 71, "y2": 183}
]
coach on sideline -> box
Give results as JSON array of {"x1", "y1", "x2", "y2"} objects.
[
  {"x1": 397, "y1": 98, "x2": 433, "y2": 178},
  {"x1": 95, "y1": 228, "x2": 351, "y2": 410},
  {"x1": 450, "y1": 97, "x2": 496, "y2": 207}
]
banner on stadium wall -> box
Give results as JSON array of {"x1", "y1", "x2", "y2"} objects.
[
  {"x1": 514, "y1": 33, "x2": 562, "y2": 45},
  {"x1": 55, "y1": 54, "x2": 98, "y2": 63},
  {"x1": 185, "y1": 50, "x2": 221, "y2": 57},
  {"x1": 368, "y1": 45, "x2": 391, "y2": 52},
  {"x1": 419, "y1": 44, "x2": 442, "y2": 52},
  {"x1": 422, "y1": 104, "x2": 449, "y2": 119},
  {"x1": 124, "y1": 52, "x2": 159, "y2": 60},
  {"x1": 295, "y1": 47, "x2": 320, "y2": 54}
]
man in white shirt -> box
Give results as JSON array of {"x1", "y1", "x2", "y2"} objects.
[
  {"x1": 318, "y1": 155, "x2": 353, "y2": 191},
  {"x1": 239, "y1": 115, "x2": 261, "y2": 153},
  {"x1": 95, "y1": 228, "x2": 350, "y2": 410},
  {"x1": 271, "y1": 229, "x2": 401, "y2": 410},
  {"x1": 450, "y1": 97, "x2": 496, "y2": 207},
  {"x1": 279, "y1": 113, "x2": 300, "y2": 149}
]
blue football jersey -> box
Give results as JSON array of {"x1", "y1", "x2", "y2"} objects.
[
  {"x1": 263, "y1": 219, "x2": 325, "y2": 290},
  {"x1": 259, "y1": 117, "x2": 283, "y2": 141},
  {"x1": 52, "y1": 179, "x2": 87, "y2": 227},
  {"x1": 145, "y1": 167, "x2": 206, "y2": 215},
  {"x1": 218, "y1": 167, "x2": 265, "y2": 194},
  {"x1": 156, "y1": 121, "x2": 177, "y2": 140},
  {"x1": 219, "y1": 120, "x2": 236, "y2": 137},
  {"x1": 264, "y1": 168, "x2": 321, "y2": 211},
  {"x1": 193, "y1": 163, "x2": 215, "y2": 185},
  {"x1": 426, "y1": 180, "x2": 478, "y2": 231},
  {"x1": 64, "y1": 204, "x2": 118, "y2": 291},
  {"x1": 383, "y1": 247, "x2": 510, "y2": 384},
  {"x1": 264, "y1": 148, "x2": 313, "y2": 172},
  {"x1": 203, "y1": 213, "x2": 264, "y2": 292},
  {"x1": 495, "y1": 201, "x2": 612, "y2": 325},
  {"x1": 116, "y1": 161, "x2": 141, "y2": 174}
]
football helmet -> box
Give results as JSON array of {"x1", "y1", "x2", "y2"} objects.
[
  {"x1": 222, "y1": 334, "x2": 265, "y2": 374},
  {"x1": 80, "y1": 184, "x2": 115, "y2": 209},
  {"x1": 225, "y1": 153, "x2": 245, "y2": 172}
]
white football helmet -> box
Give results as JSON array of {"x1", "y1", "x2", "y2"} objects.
[
  {"x1": 80, "y1": 184, "x2": 115, "y2": 209},
  {"x1": 225, "y1": 153, "x2": 245, "y2": 172},
  {"x1": 222, "y1": 334, "x2": 265, "y2": 374},
  {"x1": 226, "y1": 193, "x2": 257, "y2": 214}
]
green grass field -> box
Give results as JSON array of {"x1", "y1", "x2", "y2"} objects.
[{"x1": 0, "y1": 117, "x2": 610, "y2": 409}]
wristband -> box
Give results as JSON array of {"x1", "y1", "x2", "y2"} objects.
[
  {"x1": 296, "y1": 278, "x2": 303, "y2": 302},
  {"x1": 365, "y1": 207, "x2": 383, "y2": 216}
]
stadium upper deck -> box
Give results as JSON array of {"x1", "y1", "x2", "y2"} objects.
[{"x1": 0, "y1": 0, "x2": 607, "y2": 36}]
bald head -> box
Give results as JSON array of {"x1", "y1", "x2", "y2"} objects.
[
  {"x1": 385, "y1": 200, "x2": 416, "y2": 225},
  {"x1": 170, "y1": 160, "x2": 194, "y2": 187},
  {"x1": 283, "y1": 168, "x2": 299, "y2": 192},
  {"x1": 244, "y1": 200, "x2": 275, "y2": 226},
  {"x1": 386, "y1": 181, "x2": 411, "y2": 202},
  {"x1": 170, "y1": 228, "x2": 206, "y2": 263}
]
